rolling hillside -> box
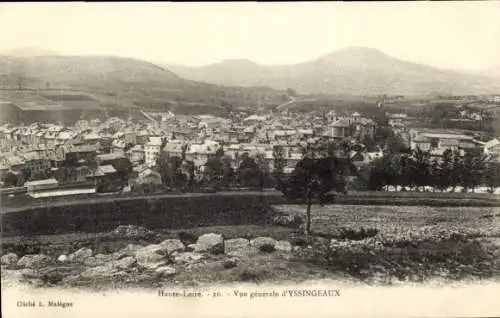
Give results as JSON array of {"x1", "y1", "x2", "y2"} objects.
[
  {"x1": 0, "y1": 55, "x2": 290, "y2": 117},
  {"x1": 167, "y1": 47, "x2": 500, "y2": 96}
]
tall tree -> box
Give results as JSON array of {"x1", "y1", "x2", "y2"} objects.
[{"x1": 280, "y1": 156, "x2": 351, "y2": 235}]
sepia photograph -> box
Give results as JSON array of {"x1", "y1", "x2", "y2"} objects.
[{"x1": 1, "y1": 2, "x2": 500, "y2": 318}]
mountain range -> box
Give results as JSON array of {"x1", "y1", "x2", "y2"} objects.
[
  {"x1": 0, "y1": 51, "x2": 289, "y2": 116},
  {"x1": 0, "y1": 46, "x2": 498, "y2": 118},
  {"x1": 167, "y1": 47, "x2": 500, "y2": 96}
]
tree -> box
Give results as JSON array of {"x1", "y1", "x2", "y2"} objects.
[
  {"x1": 237, "y1": 153, "x2": 263, "y2": 188},
  {"x1": 2, "y1": 172, "x2": 19, "y2": 187},
  {"x1": 484, "y1": 160, "x2": 500, "y2": 193},
  {"x1": 157, "y1": 153, "x2": 186, "y2": 190},
  {"x1": 410, "y1": 148, "x2": 432, "y2": 191},
  {"x1": 272, "y1": 146, "x2": 286, "y2": 185},
  {"x1": 280, "y1": 156, "x2": 351, "y2": 235},
  {"x1": 113, "y1": 158, "x2": 133, "y2": 185}
]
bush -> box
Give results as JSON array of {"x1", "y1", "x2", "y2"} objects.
[{"x1": 259, "y1": 243, "x2": 276, "y2": 253}]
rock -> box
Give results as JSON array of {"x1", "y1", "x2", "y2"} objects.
[
  {"x1": 68, "y1": 247, "x2": 93, "y2": 263},
  {"x1": 226, "y1": 245, "x2": 259, "y2": 258},
  {"x1": 113, "y1": 256, "x2": 137, "y2": 270},
  {"x1": 159, "y1": 239, "x2": 185, "y2": 254},
  {"x1": 194, "y1": 233, "x2": 224, "y2": 254},
  {"x1": 155, "y1": 266, "x2": 177, "y2": 277},
  {"x1": 186, "y1": 244, "x2": 197, "y2": 252},
  {"x1": 117, "y1": 244, "x2": 144, "y2": 257},
  {"x1": 171, "y1": 252, "x2": 204, "y2": 265},
  {"x1": 1, "y1": 253, "x2": 19, "y2": 265},
  {"x1": 223, "y1": 257, "x2": 240, "y2": 269},
  {"x1": 111, "y1": 225, "x2": 155, "y2": 238},
  {"x1": 250, "y1": 237, "x2": 277, "y2": 249},
  {"x1": 224, "y1": 238, "x2": 250, "y2": 255},
  {"x1": 80, "y1": 264, "x2": 117, "y2": 279},
  {"x1": 57, "y1": 254, "x2": 68, "y2": 263},
  {"x1": 141, "y1": 262, "x2": 165, "y2": 270},
  {"x1": 17, "y1": 254, "x2": 52, "y2": 268},
  {"x1": 83, "y1": 256, "x2": 108, "y2": 267},
  {"x1": 275, "y1": 240, "x2": 292, "y2": 252},
  {"x1": 134, "y1": 244, "x2": 169, "y2": 268}
]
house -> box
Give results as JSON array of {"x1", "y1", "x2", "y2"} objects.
[
  {"x1": 133, "y1": 166, "x2": 162, "y2": 185},
  {"x1": 185, "y1": 140, "x2": 220, "y2": 169},
  {"x1": 323, "y1": 119, "x2": 351, "y2": 139},
  {"x1": 484, "y1": 138, "x2": 500, "y2": 158},
  {"x1": 24, "y1": 178, "x2": 59, "y2": 196},
  {"x1": 410, "y1": 129, "x2": 478, "y2": 153},
  {"x1": 127, "y1": 144, "x2": 145, "y2": 164},
  {"x1": 20, "y1": 151, "x2": 52, "y2": 176},
  {"x1": 86, "y1": 164, "x2": 118, "y2": 186},
  {"x1": 111, "y1": 139, "x2": 127, "y2": 155},
  {"x1": 145, "y1": 137, "x2": 164, "y2": 167},
  {"x1": 64, "y1": 144, "x2": 99, "y2": 166},
  {"x1": 96, "y1": 152, "x2": 126, "y2": 167}
]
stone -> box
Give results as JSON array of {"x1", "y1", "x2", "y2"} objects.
[
  {"x1": 186, "y1": 244, "x2": 197, "y2": 252},
  {"x1": 250, "y1": 237, "x2": 277, "y2": 249},
  {"x1": 83, "y1": 256, "x2": 108, "y2": 267},
  {"x1": 1, "y1": 253, "x2": 19, "y2": 265},
  {"x1": 113, "y1": 256, "x2": 137, "y2": 270},
  {"x1": 117, "y1": 244, "x2": 144, "y2": 257},
  {"x1": 159, "y1": 239, "x2": 185, "y2": 254},
  {"x1": 68, "y1": 247, "x2": 93, "y2": 263},
  {"x1": 57, "y1": 254, "x2": 68, "y2": 263},
  {"x1": 80, "y1": 264, "x2": 117, "y2": 279},
  {"x1": 194, "y1": 233, "x2": 224, "y2": 254},
  {"x1": 155, "y1": 266, "x2": 177, "y2": 277},
  {"x1": 224, "y1": 238, "x2": 250, "y2": 255},
  {"x1": 17, "y1": 254, "x2": 52, "y2": 268},
  {"x1": 223, "y1": 257, "x2": 240, "y2": 269},
  {"x1": 275, "y1": 240, "x2": 293, "y2": 252},
  {"x1": 134, "y1": 244, "x2": 169, "y2": 268},
  {"x1": 226, "y1": 245, "x2": 259, "y2": 258},
  {"x1": 171, "y1": 252, "x2": 204, "y2": 265}
]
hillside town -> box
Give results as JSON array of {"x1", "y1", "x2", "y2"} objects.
[{"x1": 1, "y1": 99, "x2": 499, "y2": 198}]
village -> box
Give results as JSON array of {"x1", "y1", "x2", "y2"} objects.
[{"x1": 1, "y1": 97, "x2": 499, "y2": 198}]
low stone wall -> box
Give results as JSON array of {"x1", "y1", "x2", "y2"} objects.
[{"x1": 1, "y1": 194, "x2": 279, "y2": 237}]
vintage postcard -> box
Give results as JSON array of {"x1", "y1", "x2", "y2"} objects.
[{"x1": 1, "y1": 2, "x2": 499, "y2": 318}]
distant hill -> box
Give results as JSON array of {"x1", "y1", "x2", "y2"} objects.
[
  {"x1": 166, "y1": 47, "x2": 500, "y2": 96},
  {"x1": 0, "y1": 55, "x2": 290, "y2": 117}
]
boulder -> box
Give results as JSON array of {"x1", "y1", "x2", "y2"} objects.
[
  {"x1": 159, "y1": 239, "x2": 185, "y2": 254},
  {"x1": 171, "y1": 252, "x2": 204, "y2": 265},
  {"x1": 68, "y1": 247, "x2": 93, "y2": 263},
  {"x1": 275, "y1": 240, "x2": 293, "y2": 252},
  {"x1": 113, "y1": 256, "x2": 137, "y2": 270},
  {"x1": 226, "y1": 245, "x2": 259, "y2": 258},
  {"x1": 223, "y1": 257, "x2": 240, "y2": 269},
  {"x1": 250, "y1": 237, "x2": 277, "y2": 249},
  {"x1": 80, "y1": 264, "x2": 118, "y2": 279},
  {"x1": 117, "y1": 244, "x2": 144, "y2": 257},
  {"x1": 185, "y1": 244, "x2": 197, "y2": 252},
  {"x1": 57, "y1": 254, "x2": 68, "y2": 263},
  {"x1": 194, "y1": 233, "x2": 224, "y2": 254},
  {"x1": 224, "y1": 238, "x2": 250, "y2": 255},
  {"x1": 1, "y1": 253, "x2": 19, "y2": 266},
  {"x1": 17, "y1": 254, "x2": 52, "y2": 268},
  {"x1": 134, "y1": 244, "x2": 169, "y2": 268},
  {"x1": 155, "y1": 266, "x2": 177, "y2": 277}
]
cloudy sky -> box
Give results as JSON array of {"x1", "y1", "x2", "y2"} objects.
[{"x1": 0, "y1": 2, "x2": 499, "y2": 70}]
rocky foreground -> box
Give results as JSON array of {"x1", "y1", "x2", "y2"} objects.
[
  {"x1": 1, "y1": 226, "x2": 307, "y2": 290},
  {"x1": 2, "y1": 220, "x2": 500, "y2": 290}
]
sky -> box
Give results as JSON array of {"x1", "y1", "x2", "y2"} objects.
[{"x1": 0, "y1": 2, "x2": 499, "y2": 70}]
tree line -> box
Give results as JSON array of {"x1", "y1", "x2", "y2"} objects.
[{"x1": 360, "y1": 148, "x2": 500, "y2": 193}]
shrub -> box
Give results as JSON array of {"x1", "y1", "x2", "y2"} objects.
[{"x1": 259, "y1": 243, "x2": 276, "y2": 253}]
